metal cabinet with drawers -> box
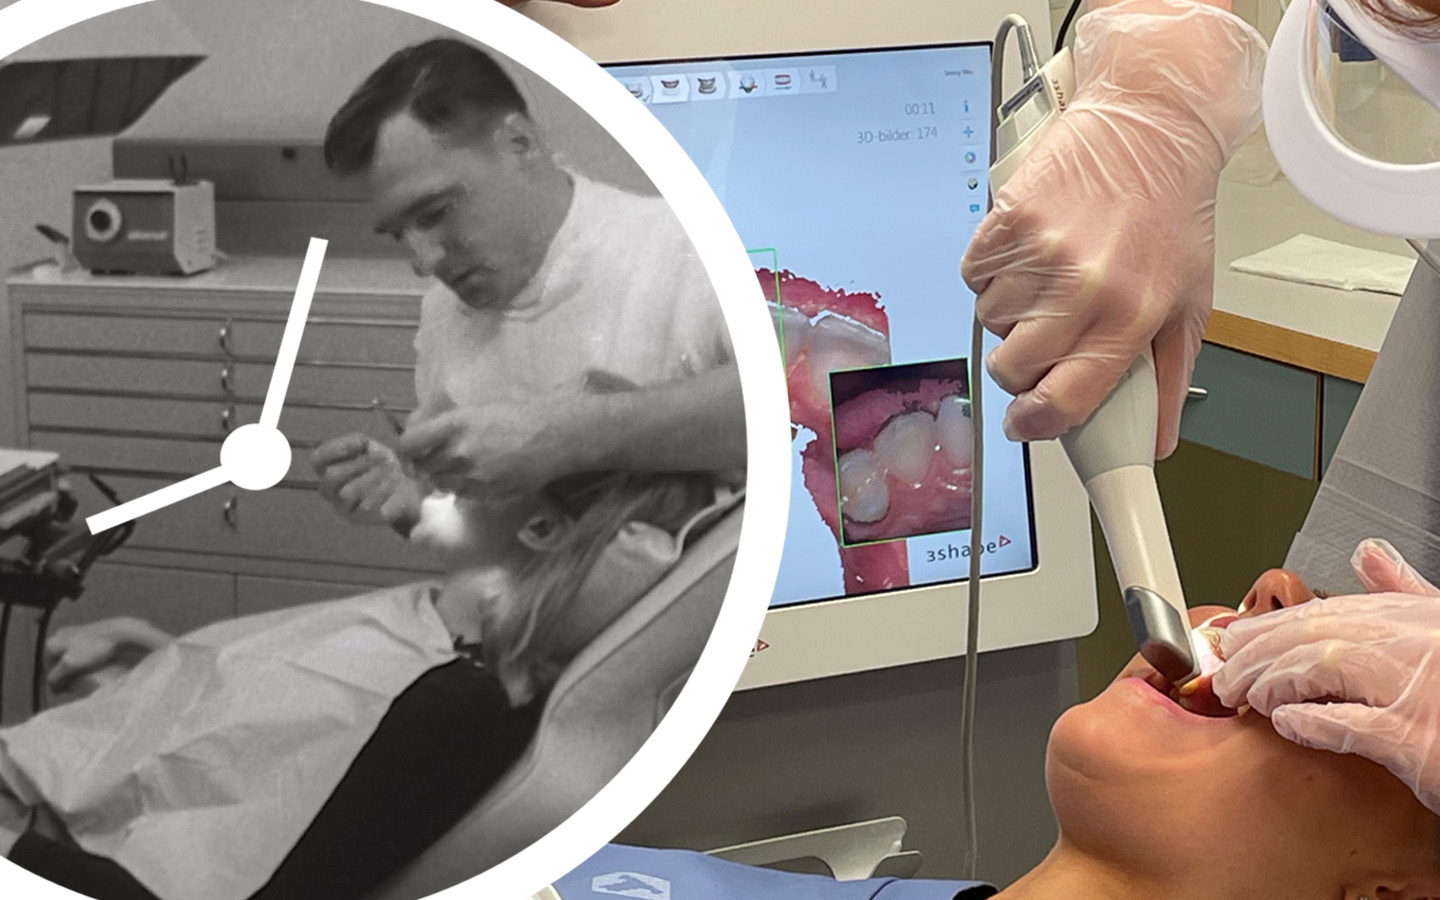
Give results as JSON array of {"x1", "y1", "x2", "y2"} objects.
[{"x1": 3, "y1": 257, "x2": 441, "y2": 656}]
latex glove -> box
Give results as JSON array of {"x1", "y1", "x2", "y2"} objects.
[
  {"x1": 311, "y1": 433, "x2": 425, "y2": 532},
  {"x1": 45, "y1": 616, "x2": 174, "y2": 697},
  {"x1": 1214, "y1": 539, "x2": 1440, "y2": 815},
  {"x1": 960, "y1": 0, "x2": 1267, "y2": 457}
]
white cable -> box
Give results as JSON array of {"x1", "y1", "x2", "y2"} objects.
[
  {"x1": 959, "y1": 17, "x2": 1032, "y2": 880},
  {"x1": 961, "y1": 314, "x2": 985, "y2": 882}
]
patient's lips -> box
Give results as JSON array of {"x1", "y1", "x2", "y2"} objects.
[
  {"x1": 1171, "y1": 570, "x2": 1314, "y2": 715},
  {"x1": 1171, "y1": 620, "x2": 1238, "y2": 717},
  {"x1": 1123, "y1": 571, "x2": 1316, "y2": 720}
]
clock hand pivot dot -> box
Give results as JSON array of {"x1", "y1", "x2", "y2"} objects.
[{"x1": 221, "y1": 424, "x2": 292, "y2": 491}]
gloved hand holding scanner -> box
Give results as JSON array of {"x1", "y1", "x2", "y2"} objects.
[
  {"x1": 965, "y1": 0, "x2": 1267, "y2": 457},
  {"x1": 985, "y1": 5, "x2": 1266, "y2": 684}
]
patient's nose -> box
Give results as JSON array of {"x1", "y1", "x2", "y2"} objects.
[{"x1": 1238, "y1": 569, "x2": 1314, "y2": 617}]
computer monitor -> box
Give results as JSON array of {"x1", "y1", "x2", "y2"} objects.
[{"x1": 603, "y1": 38, "x2": 1097, "y2": 690}]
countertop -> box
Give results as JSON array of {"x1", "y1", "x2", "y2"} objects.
[{"x1": 1208, "y1": 156, "x2": 1413, "y2": 383}]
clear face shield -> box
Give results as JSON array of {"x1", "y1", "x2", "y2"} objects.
[{"x1": 1266, "y1": 0, "x2": 1440, "y2": 268}]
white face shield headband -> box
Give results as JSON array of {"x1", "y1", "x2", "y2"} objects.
[{"x1": 1266, "y1": 0, "x2": 1440, "y2": 257}]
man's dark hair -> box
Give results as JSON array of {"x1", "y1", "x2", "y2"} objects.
[{"x1": 324, "y1": 37, "x2": 529, "y2": 175}]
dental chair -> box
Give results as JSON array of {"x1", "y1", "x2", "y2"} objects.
[{"x1": 363, "y1": 500, "x2": 745, "y2": 900}]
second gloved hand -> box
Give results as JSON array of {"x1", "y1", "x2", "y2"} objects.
[
  {"x1": 1214, "y1": 539, "x2": 1440, "y2": 815},
  {"x1": 960, "y1": 0, "x2": 1267, "y2": 457}
]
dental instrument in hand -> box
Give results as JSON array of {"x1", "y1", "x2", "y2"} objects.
[
  {"x1": 371, "y1": 398, "x2": 406, "y2": 437},
  {"x1": 987, "y1": 17, "x2": 1199, "y2": 687}
]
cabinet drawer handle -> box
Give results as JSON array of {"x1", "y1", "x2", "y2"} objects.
[
  {"x1": 223, "y1": 495, "x2": 238, "y2": 529},
  {"x1": 218, "y1": 321, "x2": 233, "y2": 354},
  {"x1": 1186, "y1": 386, "x2": 1208, "y2": 401},
  {"x1": 220, "y1": 366, "x2": 233, "y2": 395},
  {"x1": 221, "y1": 405, "x2": 235, "y2": 434}
]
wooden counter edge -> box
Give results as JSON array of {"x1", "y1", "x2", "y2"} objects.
[{"x1": 1204, "y1": 309, "x2": 1376, "y2": 384}]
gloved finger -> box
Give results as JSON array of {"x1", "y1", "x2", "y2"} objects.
[
  {"x1": 972, "y1": 269, "x2": 1045, "y2": 344},
  {"x1": 982, "y1": 315, "x2": 1086, "y2": 397},
  {"x1": 960, "y1": 208, "x2": 1028, "y2": 294},
  {"x1": 410, "y1": 449, "x2": 471, "y2": 484},
  {"x1": 1000, "y1": 353, "x2": 1125, "y2": 443},
  {"x1": 1150, "y1": 301, "x2": 1206, "y2": 461},
  {"x1": 380, "y1": 490, "x2": 421, "y2": 531},
  {"x1": 1218, "y1": 592, "x2": 1418, "y2": 655},
  {"x1": 430, "y1": 465, "x2": 481, "y2": 496},
  {"x1": 341, "y1": 467, "x2": 396, "y2": 511},
  {"x1": 971, "y1": 248, "x2": 1082, "y2": 334},
  {"x1": 1351, "y1": 538, "x2": 1440, "y2": 596},
  {"x1": 1268, "y1": 702, "x2": 1393, "y2": 764},
  {"x1": 398, "y1": 411, "x2": 462, "y2": 467},
  {"x1": 310, "y1": 433, "x2": 371, "y2": 469},
  {"x1": 1215, "y1": 608, "x2": 1400, "y2": 701},
  {"x1": 318, "y1": 452, "x2": 385, "y2": 489},
  {"x1": 1235, "y1": 639, "x2": 1409, "y2": 714}
]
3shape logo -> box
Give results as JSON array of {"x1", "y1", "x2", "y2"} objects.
[{"x1": 592, "y1": 871, "x2": 672, "y2": 900}]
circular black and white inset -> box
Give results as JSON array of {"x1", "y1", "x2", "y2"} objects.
[{"x1": 0, "y1": 3, "x2": 788, "y2": 900}]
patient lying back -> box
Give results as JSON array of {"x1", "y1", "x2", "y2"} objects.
[{"x1": 0, "y1": 583, "x2": 541, "y2": 900}]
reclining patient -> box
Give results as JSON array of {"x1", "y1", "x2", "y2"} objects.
[
  {"x1": 0, "y1": 472, "x2": 718, "y2": 900},
  {"x1": 555, "y1": 562, "x2": 1440, "y2": 900}
]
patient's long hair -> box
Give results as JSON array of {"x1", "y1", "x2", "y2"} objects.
[{"x1": 480, "y1": 472, "x2": 715, "y2": 706}]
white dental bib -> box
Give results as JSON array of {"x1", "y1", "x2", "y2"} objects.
[{"x1": 0, "y1": 583, "x2": 457, "y2": 900}]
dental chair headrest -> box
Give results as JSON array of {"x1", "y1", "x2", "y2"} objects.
[{"x1": 363, "y1": 500, "x2": 744, "y2": 900}]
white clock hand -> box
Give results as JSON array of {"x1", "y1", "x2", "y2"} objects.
[
  {"x1": 86, "y1": 467, "x2": 230, "y2": 534},
  {"x1": 86, "y1": 239, "x2": 328, "y2": 535},
  {"x1": 261, "y1": 237, "x2": 327, "y2": 428}
]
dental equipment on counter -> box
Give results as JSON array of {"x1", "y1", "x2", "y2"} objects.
[{"x1": 0, "y1": 451, "x2": 134, "y2": 718}]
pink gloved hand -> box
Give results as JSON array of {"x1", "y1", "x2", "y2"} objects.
[
  {"x1": 960, "y1": 0, "x2": 1266, "y2": 457},
  {"x1": 1213, "y1": 539, "x2": 1440, "y2": 815}
]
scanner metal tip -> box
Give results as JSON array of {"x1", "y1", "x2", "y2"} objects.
[{"x1": 1123, "y1": 586, "x2": 1199, "y2": 684}]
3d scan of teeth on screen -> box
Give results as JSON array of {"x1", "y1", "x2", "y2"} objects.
[{"x1": 607, "y1": 45, "x2": 1038, "y2": 610}]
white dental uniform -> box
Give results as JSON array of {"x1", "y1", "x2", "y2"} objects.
[
  {"x1": 413, "y1": 170, "x2": 732, "y2": 415},
  {"x1": 410, "y1": 171, "x2": 737, "y2": 581}
]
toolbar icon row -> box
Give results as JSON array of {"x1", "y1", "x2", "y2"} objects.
[{"x1": 621, "y1": 66, "x2": 838, "y2": 104}]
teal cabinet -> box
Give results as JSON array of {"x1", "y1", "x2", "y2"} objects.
[
  {"x1": 1320, "y1": 375, "x2": 1364, "y2": 477},
  {"x1": 1180, "y1": 344, "x2": 1319, "y2": 479}
]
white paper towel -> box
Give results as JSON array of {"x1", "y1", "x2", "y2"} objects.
[{"x1": 1230, "y1": 233, "x2": 1417, "y2": 295}]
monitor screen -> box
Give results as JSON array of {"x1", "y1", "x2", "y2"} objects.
[{"x1": 606, "y1": 44, "x2": 1038, "y2": 610}]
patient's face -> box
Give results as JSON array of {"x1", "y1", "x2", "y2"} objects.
[{"x1": 1047, "y1": 570, "x2": 1440, "y2": 899}]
